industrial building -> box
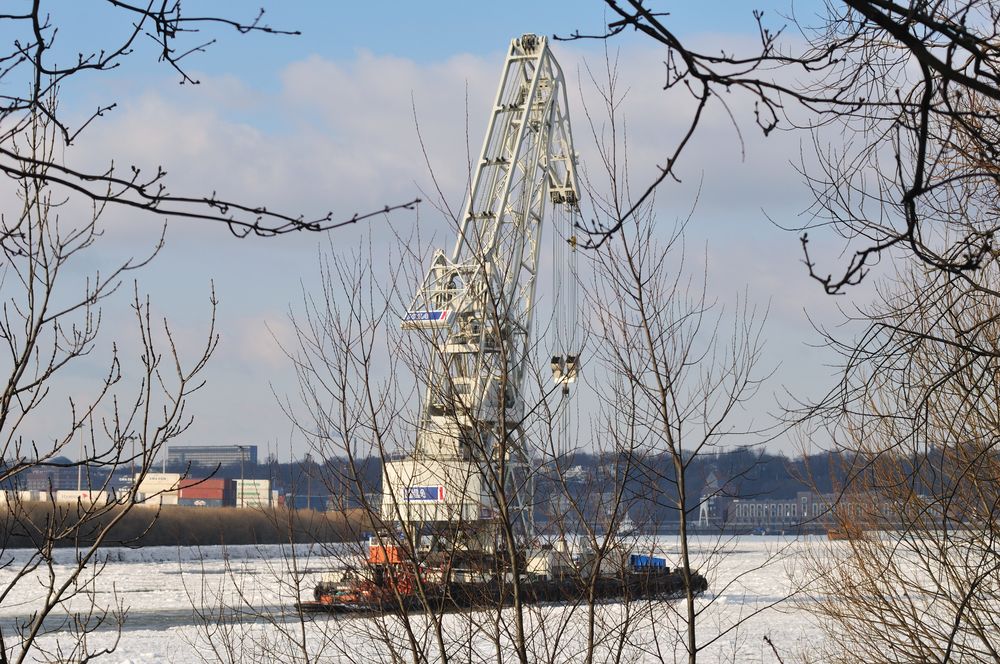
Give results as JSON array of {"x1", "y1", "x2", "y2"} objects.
[
  {"x1": 725, "y1": 491, "x2": 818, "y2": 530},
  {"x1": 166, "y1": 444, "x2": 257, "y2": 469},
  {"x1": 720, "y1": 491, "x2": 909, "y2": 532}
]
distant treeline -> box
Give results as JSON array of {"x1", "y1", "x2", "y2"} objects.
[
  {"x1": 170, "y1": 448, "x2": 853, "y2": 524},
  {"x1": 527, "y1": 448, "x2": 852, "y2": 528},
  {"x1": 0, "y1": 504, "x2": 369, "y2": 549},
  {"x1": 8, "y1": 447, "x2": 855, "y2": 530}
]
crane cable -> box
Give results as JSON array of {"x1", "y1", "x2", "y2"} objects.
[{"x1": 551, "y1": 201, "x2": 579, "y2": 458}]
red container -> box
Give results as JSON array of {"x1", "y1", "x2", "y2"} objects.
[
  {"x1": 180, "y1": 487, "x2": 226, "y2": 500},
  {"x1": 178, "y1": 478, "x2": 227, "y2": 490}
]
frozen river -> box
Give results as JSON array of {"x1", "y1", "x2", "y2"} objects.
[{"x1": 0, "y1": 536, "x2": 833, "y2": 663}]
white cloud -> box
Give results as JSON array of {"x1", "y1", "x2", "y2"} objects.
[{"x1": 232, "y1": 315, "x2": 294, "y2": 371}]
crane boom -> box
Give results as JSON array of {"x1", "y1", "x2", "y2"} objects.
[{"x1": 384, "y1": 34, "x2": 580, "y2": 557}]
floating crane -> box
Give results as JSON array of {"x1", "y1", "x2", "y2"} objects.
[
  {"x1": 305, "y1": 34, "x2": 704, "y2": 613},
  {"x1": 384, "y1": 31, "x2": 579, "y2": 568}
]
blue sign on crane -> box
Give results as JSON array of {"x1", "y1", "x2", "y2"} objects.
[
  {"x1": 405, "y1": 486, "x2": 445, "y2": 502},
  {"x1": 403, "y1": 310, "x2": 452, "y2": 325}
]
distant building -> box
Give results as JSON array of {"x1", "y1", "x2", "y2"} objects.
[
  {"x1": 727, "y1": 491, "x2": 813, "y2": 530},
  {"x1": 724, "y1": 491, "x2": 907, "y2": 531},
  {"x1": 167, "y1": 445, "x2": 257, "y2": 469},
  {"x1": 24, "y1": 467, "x2": 80, "y2": 492}
]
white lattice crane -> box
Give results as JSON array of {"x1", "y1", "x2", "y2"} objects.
[{"x1": 382, "y1": 33, "x2": 580, "y2": 561}]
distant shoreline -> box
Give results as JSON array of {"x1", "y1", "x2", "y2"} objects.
[{"x1": 0, "y1": 504, "x2": 368, "y2": 549}]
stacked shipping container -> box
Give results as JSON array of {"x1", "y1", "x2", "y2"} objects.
[
  {"x1": 0, "y1": 473, "x2": 330, "y2": 510},
  {"x1": 178, "y1": 478, "x2": 235, "y2": 507},
  {"x1": 134, "y1": 472, "x2": 181, "y2": 505},
  {"x1": 235, "y1": 479, "x2": 271, "y2": 508}
]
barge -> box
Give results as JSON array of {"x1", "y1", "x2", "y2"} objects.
[{"x1": 299, "y1": 539, "x2": 708, "y2": 614}]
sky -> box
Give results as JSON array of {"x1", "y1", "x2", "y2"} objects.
[{"x1": 3, "y1": 1, "x2": 862, "y2": 462}]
